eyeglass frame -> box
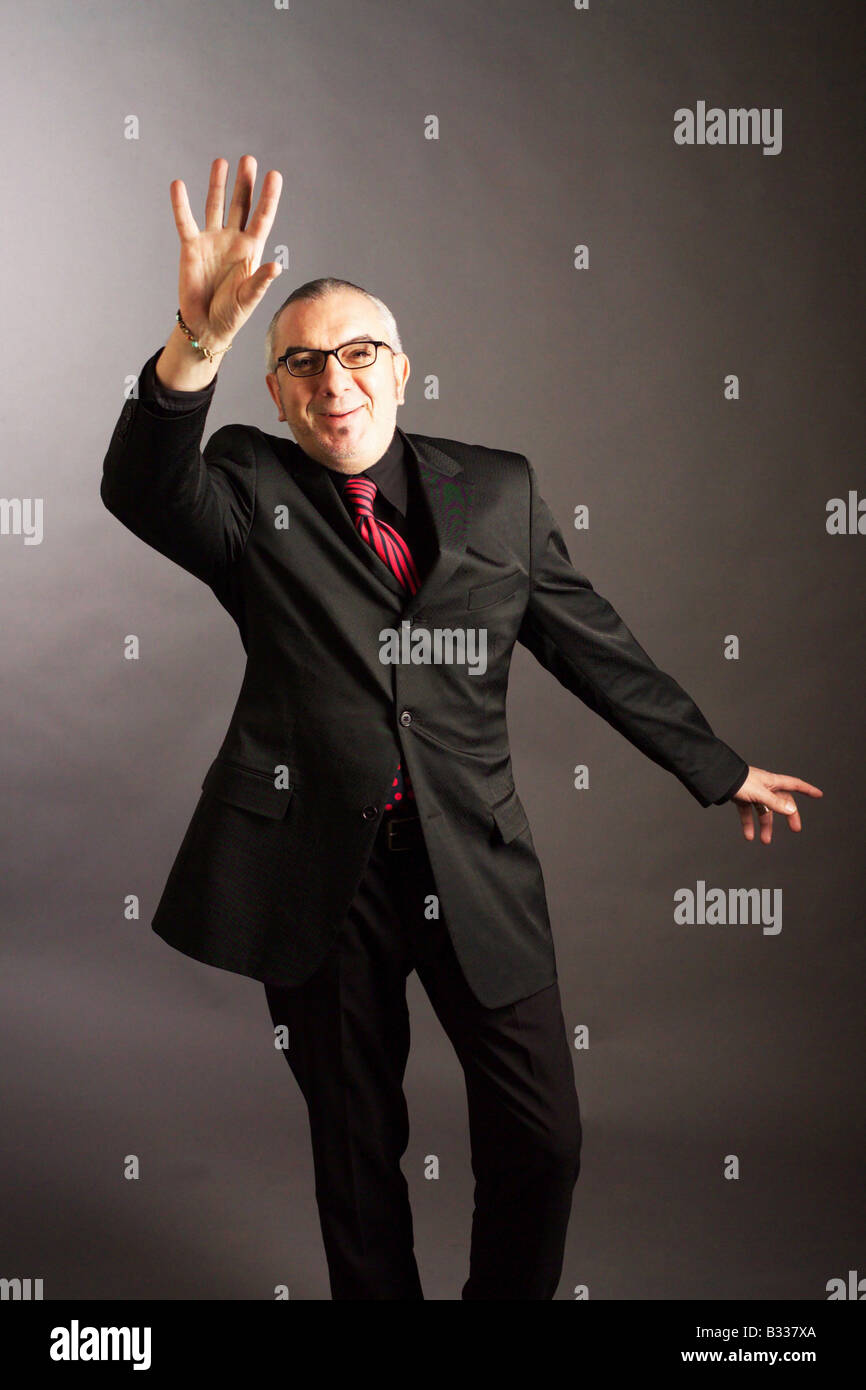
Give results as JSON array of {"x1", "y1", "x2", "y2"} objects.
[{"x1": 273, "y1": 338, "x2": 396, "y2": 378}]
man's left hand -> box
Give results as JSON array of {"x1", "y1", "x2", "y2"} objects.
[{"x1": 731, "y1": 766, "x2": 823, "y2": 843}]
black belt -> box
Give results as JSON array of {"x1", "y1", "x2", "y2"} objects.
[{"x1": 383, "y1": 811, "x2": 424, "y2": 852}]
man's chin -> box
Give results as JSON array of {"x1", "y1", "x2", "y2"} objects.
[
  {"x1": 318, "y1": 438, "x2": 362, "y2": 462},
  {"x1": 313, "y1": 416, "x2": 368, "y2": 458}
]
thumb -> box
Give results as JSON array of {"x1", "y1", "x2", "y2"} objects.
[
  {"x1": 767, "y1": 791, "x2": 797, "y2": 814},
  {"x1": 237, "y1": 261, "x2": 282, "y2": 316}
]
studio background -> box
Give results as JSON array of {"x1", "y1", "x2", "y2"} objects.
[{"x1": 2, "y1": 0, "x2": 863, "y2": 1299}]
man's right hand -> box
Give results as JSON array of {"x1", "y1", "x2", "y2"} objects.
[{"x1": 155, "y1": 154, "x2": 284, "y2": 391}]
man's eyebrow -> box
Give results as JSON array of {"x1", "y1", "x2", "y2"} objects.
[{"x1": 280, "y1": 334, "x2": 377, "y2": 355}]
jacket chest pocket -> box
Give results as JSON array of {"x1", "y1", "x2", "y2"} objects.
[
  {"x1": 201, "y1": 758, "x2": 294, "y2": 819},
  {"x1": 467, "y1": 568, "x2": 523, "y2": 609}
]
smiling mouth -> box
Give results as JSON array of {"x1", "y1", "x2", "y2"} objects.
[{"x1": 321, "y1": 405, "x2": 362, "y2": 419}]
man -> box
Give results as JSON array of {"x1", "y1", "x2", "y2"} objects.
[{"x1": 100, "y1": 155, "x2": 822, "y2": 1300}]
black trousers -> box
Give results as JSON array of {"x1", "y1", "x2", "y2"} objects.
[{"x1": 263, "y1": 808, "x2": 582, "y2": 1300}]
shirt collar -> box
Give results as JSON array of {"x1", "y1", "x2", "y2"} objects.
[{"x1": 318, "y1": 426, "x2": 408, "y2": 515}]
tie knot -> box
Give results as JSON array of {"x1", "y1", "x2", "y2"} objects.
[{"x1": 343, "y1": 475, "x2": 377, "y2": 519}]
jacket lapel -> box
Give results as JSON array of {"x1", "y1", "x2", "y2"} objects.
[{"x1": 400, "y1": 430, "x2": 474, "y2": 617}]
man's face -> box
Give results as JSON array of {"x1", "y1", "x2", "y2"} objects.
[{"x1": 265, "y1": 289, "x2": 410, "y2": 472}]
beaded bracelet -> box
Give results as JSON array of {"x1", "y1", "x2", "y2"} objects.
[{"x1": 175, "y1": 309, "x2": 234, "y2": 364}]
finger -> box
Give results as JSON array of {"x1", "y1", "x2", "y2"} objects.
[
  {"x1": 738, "y1": 804, "x2": 755, "y2": 841},
  {"x1": 237, "y1": 261, "x2": 283, "y2": 315},
  {"x1": 246, "y1": 169, "x2": 283, "y2": 246},
  {"x1": 204, "y1": 157, "x2": 228, "y2": 231},
  {"x1": 757, "y1": 808, "x2": 773, "y2": 844},
  {"x1": 226, "y1": 154, "x2": 256, "y2": 231},
  {"x1": 765, "y1": 774, "x2": 824, "y2": 797},
  {"x1": 170, "y1": 179, "x2": 199, "y2": 241}
]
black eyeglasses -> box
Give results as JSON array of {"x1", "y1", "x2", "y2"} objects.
[{"x1": 274, "y1": 339, "x2": 395, "y2": 378}]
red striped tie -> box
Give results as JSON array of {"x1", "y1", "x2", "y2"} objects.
[{"x1": 343, "y1": 475, "x2": 418, "y2": 810}]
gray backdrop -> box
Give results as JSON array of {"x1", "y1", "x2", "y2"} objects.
[{"x1": 2, "y1": 0, "x2": 863, "y2": 1300}]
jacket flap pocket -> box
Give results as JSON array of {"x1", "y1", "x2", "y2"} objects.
[
  {"x1": 467, "y1": 568, "x2": 523, "y2": 609},
  {"x1": 490, "y1": 786, "x2": 529, "y2": 844},
  {"x1": 201, "y1": 759, "x2": 293, "y2": 819}
]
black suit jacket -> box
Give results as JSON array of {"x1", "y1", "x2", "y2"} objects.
[{"x1": 100, "y1": 352, "x2": 748, "y2": 1008}]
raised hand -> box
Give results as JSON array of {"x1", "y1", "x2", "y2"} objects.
[
  {"x1": 171, "y1": 154, "x2": 283, "y2": 353},
  {"x1": 155, "y1": 155, "x2": 284, "y2": 391}
]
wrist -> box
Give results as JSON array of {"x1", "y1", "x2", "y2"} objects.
[
  {"x1": 175, "y1": 308, "x2": 234, "y2": 364},
  {"x1": 155, "y1": 325, "x2": 222, "y2": 392}
]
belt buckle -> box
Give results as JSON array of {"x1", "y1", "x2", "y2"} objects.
[{"x1": 386, "y1": 813, "x2": 416, "y2": 851}]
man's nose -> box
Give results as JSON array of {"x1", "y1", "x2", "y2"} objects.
[{"x1": 320, "y1": 353, "x2": 355, "y2": 386}]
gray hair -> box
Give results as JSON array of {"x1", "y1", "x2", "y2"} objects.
[{"x1": 264, "y1": 276, "x2": 403, "y2": 373}]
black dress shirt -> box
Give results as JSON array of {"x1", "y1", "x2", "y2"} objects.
[
  {"x1": 318, "y1": 426, "x2": 435, "y2": 581},
  {"x1": 136, "y1": 350, "x2": 746, "y2": 804}
]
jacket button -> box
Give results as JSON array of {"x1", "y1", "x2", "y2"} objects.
[
  {"x1": 399, "y1": 710, "x2": 413, "y2": 726},
  {"x1": 362, "y1": 804, "x2": 378, "y2": 820}
]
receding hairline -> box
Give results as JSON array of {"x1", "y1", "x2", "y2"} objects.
[
  {"x1": 272, "y1": 291, "x2": 387, "y2": 353},
  {"x1": 265, "y1": 279, "x2": 403, "y2": 373}
]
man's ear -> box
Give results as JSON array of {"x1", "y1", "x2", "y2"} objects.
[
  {"x1": 265, "y1": 371, "x2": 286, "y2": 422},
  {"x1": 394, "y1": 352, "x2": 410, "y2": 405}
]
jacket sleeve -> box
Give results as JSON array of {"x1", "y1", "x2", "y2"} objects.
[
  {"x1": 99, "y1": 348, "x2": 257, "y2": 588},
  {"x1": 516, "y1": 457, "x2": 749, "y2": 807}
]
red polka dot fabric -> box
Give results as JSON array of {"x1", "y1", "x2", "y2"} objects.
[{"x1": 385, "y1": 760, "x2": 416, "y2": 812}]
